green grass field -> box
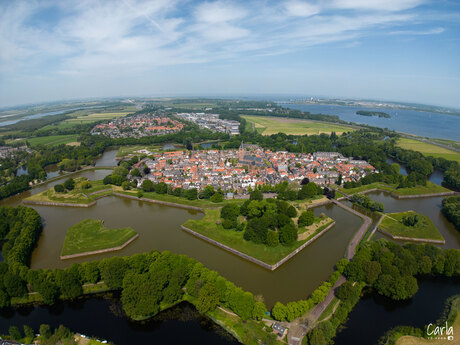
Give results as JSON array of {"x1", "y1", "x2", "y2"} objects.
[
  {"x1": 118, "y1": 188, "x2": 243, "y2": 208},
  {"x1": 61, "y1": 219, "x2": 137, "y2": 256},
  {"x1": 40, "y1": 110, "x2": 132, "y2": 130},
  {"x1": 397, "y1": 138, "x2": 460, "y2": 163},
  {"x1": 339, "y1": 181, "x2": 450, "y2": 196},
  {"x1": 183, "y1": 208, "x2": 308, "y2": 265},
  {"x1": 242, "y1": 115, "x2": 356, "y2": 135},
  {"x1": 26, "y1": 134, "x2": 80, "y2": 146},
  {"x1": 380, "y1": 211, "x2": 444, "y2": 241},
  {"x1": 25, "y1": 178, "x2": 111, "y2": 204}
]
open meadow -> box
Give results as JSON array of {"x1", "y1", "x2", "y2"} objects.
[
  {"x1": 396, "y1": 138, "x2": 460, "y2": 163},
  {"x1": 241, "y1": 115, "x2": 356, "y2": 135},
  {"x1": 26, "y1": 134, "x2": 80, "y2": 146}
]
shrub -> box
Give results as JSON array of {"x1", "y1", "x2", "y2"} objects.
[
  {"x1": 63, "y1": 178, "x2": 75, "y2": 191},
  {"x1": 53, "y1": 184, "x2": 65, "y2": 193},
  {"x1": 80, "y1": 180, "x2": 92, "y2": 189},
  {"x1": 298, "y1": 211, "x2": 315, "y2": 227},
  {"x1": 210, "y1": 193, "x2": 223, "y2": 203}
]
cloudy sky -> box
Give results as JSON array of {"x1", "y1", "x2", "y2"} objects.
[{"x1": 0, "y1": 0, "x2": 459, "y2": 108}]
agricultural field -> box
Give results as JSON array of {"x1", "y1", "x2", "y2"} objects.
[
  {"x1": 61, "y1": 218, "x2": 137, "y2": 256},
  {"x1": 25, "y1": 134, "x2": 80, "y2": 146},
  {"x1": 241, "y1": 116, "x2": 356, "y2": 135},
  {"x1": 379, "y1": 211, "x2": 444, "y2": 241},
  {"x1": 39, "y1": 108, "x2": 134, "y2": 131},
  {"x1": 396, "y1": 138, "x2": 460, "y2": 163}
]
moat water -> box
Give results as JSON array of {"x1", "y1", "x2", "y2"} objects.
[{"x1": 0, "y1": 148, "x2": 458, "y2": 344}]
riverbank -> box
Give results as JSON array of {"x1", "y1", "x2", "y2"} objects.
[
  {"x1": 182, "y1": 220, "x2": 336, "y2": 270},
  {"x1": 338, "y1": 182, "x2": 456, "y2": 199}
]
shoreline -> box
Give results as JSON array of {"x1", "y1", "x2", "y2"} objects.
[
  {"x1": 181, "y1": 221, "x2": 336, "y2": 271},
  {"x1": 377, "y1": 227, "x2": 445, "y2": 245},
  {"x1": 60, "y1": 233, "x2": 139, "y2": 260}
]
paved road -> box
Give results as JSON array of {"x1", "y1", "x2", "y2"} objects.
[{"x1": 287, "y1": 200, "x2": 372, "y2": 345}]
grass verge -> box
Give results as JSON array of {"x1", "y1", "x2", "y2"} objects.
[{"x1": 380, "y1": 211, "x2": 444, "y2": 241}]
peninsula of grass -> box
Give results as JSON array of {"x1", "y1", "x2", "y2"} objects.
[
  {"x1": 117, "y1": 188, "x2": 243, "y2": 209},
  {"x1": 61, "y1": 219, "x2": 138, "y2": 257},
  {"x1": 25, "y1": 178, "x2": 112, "y2": 205},
  {"x1": 339, "y1": 181, "x2": 451, "y2": 197},
  {"x1": 379, "y1": 211, "x2": 444, "y2": 242},
  {"x1": 183, "y1": 209, "x2": 309, "y2": 265}
]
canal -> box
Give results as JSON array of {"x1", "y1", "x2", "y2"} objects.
[
  {"x1": 0, "y1": 296, "x2": 239, "y2": 345},
  {"x1": 0, "y1": 149, "x2": 362, "y2": 307},
  {"x1": 1, "y1": 148, "x2": 458, "y2": 344},
  {"x1": 334, "y1": 278, "x2": 460, "y2": 345}
]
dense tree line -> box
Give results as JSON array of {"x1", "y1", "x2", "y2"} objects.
[
  {"x1": 344, "y1": 239, "x2": 460, "y2": 301},
  {"x1": 442, "y1": 196, "x2": 460, "y2": 230},
  {"x1": 0, "y1": 206, "x2": 42, "y2": 267},
  {"x1": 4, "y1": 323, "x2": 97, "y2": 345}
]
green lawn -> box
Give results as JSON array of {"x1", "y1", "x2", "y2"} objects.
[
  {"x1": 241, "y1": 115, "x2": 356, "y2": 135},
  {"x1": 339, "y1": 181, "x2": 450, "y2": 196},
  {"x1": 61, "y1": 219, "x2": 137, "y2": 256},
  {"x1": 397, "y1": 138, "x2": 460, "y2": 163},
  {"x1": 394, "y1": 181, "x2": 451, "y2": 196},
  {"x1": 25, "y1": 178, "x2": 112, "y2": 204},
  {"x1": 183, "y1": 209, "x2": 308, "y2": 265},
  {"x1": 118, "y1": 189, "x2": 243, "y2": 208},
  {"x1": 10, "y1": 134, "x2": 80, "y2": 146},
  {"x1": 380, "y1": 211, "x2": 444, "y2": 241},
  {"x1": 339, "y1": 182, "x2": 396, "y2": 195}
]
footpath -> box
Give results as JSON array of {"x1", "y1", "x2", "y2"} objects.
[{"x1": 287, "y1": 200, "x2": 372, "y2": 345}]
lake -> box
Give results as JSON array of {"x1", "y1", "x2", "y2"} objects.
[{"x1": 283, "y1": 103, "x2": 460, "y2": 141}]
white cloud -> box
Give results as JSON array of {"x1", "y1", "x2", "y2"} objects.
[
  {"x1": 284, "y1": 1, "x2": 320, "y2": 17},
  {"x1": 389, "y1": 27, "x2": 445, "y2": 35},
  {"x1": 330, "y1": 0, "x2": 425, "y2": 11},
  {"x1": 194, "y1": 1, "x2": 247, "y2": 23},
  {"x1": 0, "y1": 0, "x2": 454, "y2": 107}
]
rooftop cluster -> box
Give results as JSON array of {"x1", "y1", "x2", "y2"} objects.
[
  {"x1": 128, "y1": 145, "x2": 376, "y2": 195},
  {"x1": 90, "y1": 113, "x2": 184, "y2": 138},
  {"x1": 176, "y1": 112, "x2": 240, "y2": 135}
]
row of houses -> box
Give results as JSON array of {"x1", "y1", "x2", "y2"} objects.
[
  {"x1": 129, "y1": 145, "x2": 376, "y2": 194},
  {"x1": 91, "y1": 113, "x2": 184, "y2": 138}
]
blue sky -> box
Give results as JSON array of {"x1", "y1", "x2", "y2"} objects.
[{"x1": 0, "y1": 0, "x2": 459, "y2": 108}]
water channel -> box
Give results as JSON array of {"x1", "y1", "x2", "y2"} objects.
[
  {"x1": 0, "y1": 297, "x2": 239, "y2": 345},
  {"x1": 0, "y1": 148, "x2": 458, "y2": 344},
  {"x1": 334, "y1": 278, "x2": 460, "y2": 345}
]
